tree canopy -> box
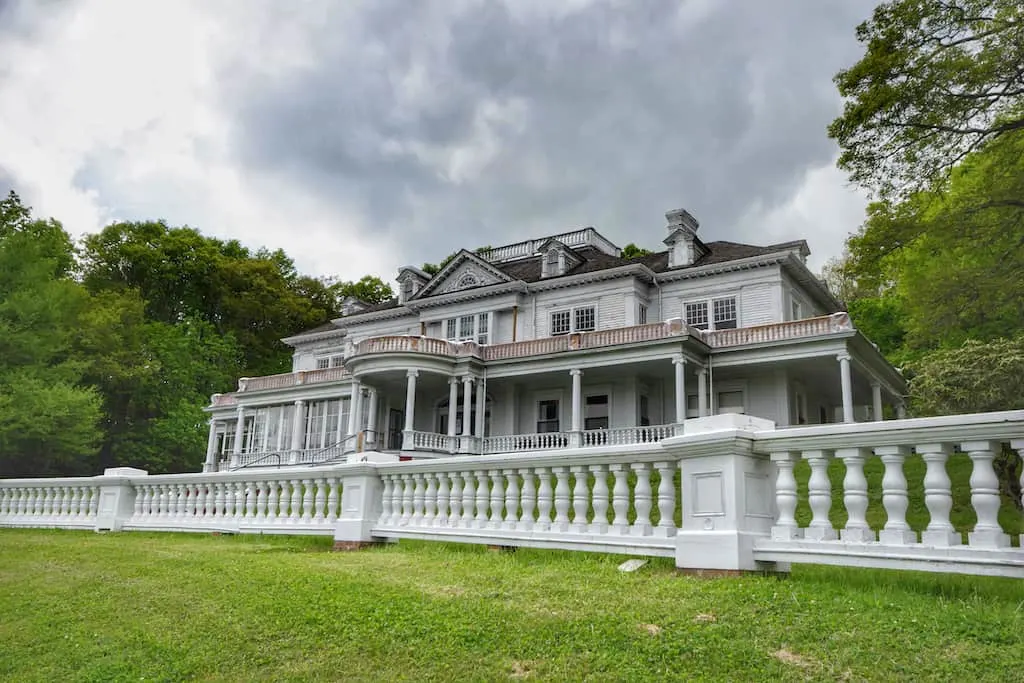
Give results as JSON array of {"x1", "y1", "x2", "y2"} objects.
[{"x1": 830, "y1": 0, "x2": 1024, "y2": 200}]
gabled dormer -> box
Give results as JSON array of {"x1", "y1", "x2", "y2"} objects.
[
  {"x1": 414, "y1": 249, "x2": 515, "y2": 300},
  {"x1": 536, "y1": 239, "x2": 584, "y2": 278},
  {"x1": 396, "y1": 266, "x2": 431, "y2": 304},
  {"x1": 663, "y1": 207, "x2": 706, "y2": 268},
  {"x1": 339, "y1": 296, "x2": 369, "y2": 316}
]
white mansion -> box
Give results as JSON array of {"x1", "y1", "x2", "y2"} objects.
[{"x1": 202, "y1": 208, "x2": 905, "y2": 471}]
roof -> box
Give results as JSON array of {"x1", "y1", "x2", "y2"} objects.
[{"x1": 328, "y1": 239, "x2": 809, "y2": 321}]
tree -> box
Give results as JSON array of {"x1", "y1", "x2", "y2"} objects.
[
  {"x1": 621, "y1": 243, "x2": 652, "y2": 259},
  {"x1": 326, "y1": 275, "x2": 393, "y2": 305},
  {"x1": 830, "y1": 0, "x2": 1024, "y2": 200},
  {"x1": 421, "y1": 246, "x2": 492, "y2": 276},
  {"x1": 0, "y1": 193, "x2": 101, "y2": 476},
  {"x1": 81, "y1": 221, "x2": 337, "y2": 377}
]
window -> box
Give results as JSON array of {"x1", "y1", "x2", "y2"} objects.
[
  {"x1": 550, "y1": 305, "x2": 596, "y2": 336},
  {"x1": 537, "y1": 400, "x2": 560, "y2": 433},
  {"x1": 476, "y1": 313, "x2": 489, "y2": 345},
  {"x1": 401, "y1": 279, "x2": 414, "y2": 301},
  {"x1": 542, "y1": 249, "x2": 561, "y2": 277},
  {"x1": 685, "y1": 302, "x2": 708, "y2": 329},
  {"x1": 638, "y1": 303, "x2": 648, "y2": 325},
  {"x1": 686, "y1": 394, "x2": 700, "y2": 418},
  {"x1": 330, "y1": 355, "x2": 344, "y2": 368},
  {"x1": 457, "y1": 272, "x2": 478, "y2": 288},
  {"x1": 444, "y1": 313, "x2": 491, "y2": 344},
  {"x1": 717, "y1": 390, "x2": 745, "y2": 414},
  {"x1": 791, "y1": 297, "x2": 802, "y2": 321},
  {"x1": 685, "y1": 296, "x2": 737, "y2": 330},
  {"x1": 713, "y1": 297, "x2": 737, "y2": 329},
  {"x1": 584, "y1": 395, "x2": 609, "y2": 430},
  {"x1": 316, "y1": 357, "x2": 330, "y2": 370},
  {"x1": 639, "y1": 394, "x2": 650, "y2": 427}
]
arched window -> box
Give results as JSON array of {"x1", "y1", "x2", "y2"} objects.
[{"x1": 457, "y1": 271, "x2": 479, "y2": 289}]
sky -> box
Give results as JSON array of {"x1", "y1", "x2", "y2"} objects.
[{"x1": 0, "y1": 0, "x2": 877, "y2": 283}]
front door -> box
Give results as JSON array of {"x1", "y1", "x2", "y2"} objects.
[{"x1": 387, "y1": 409, "x2": 403, "y2": 450}]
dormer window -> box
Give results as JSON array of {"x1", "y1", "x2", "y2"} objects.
[
  {"x1": 542, "y1": 249, "x2": 562, "y2": 278},
  {"x1": 400, "y1": 279, "x2": 414, "y2": 303}
]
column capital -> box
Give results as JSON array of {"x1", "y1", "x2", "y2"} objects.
[
  {"x1": 569, "y1": 368, "x2": 583, "y2": 377},
  {"x1": 672, "y1": 355, "x2": 687, "y2": 366},
  {"x1": 448, "y1": 376, "x2": 460, "y2": 386},
  {"x1": 461, "y1": 374, "x2": 474, "y2": 384},
  {"x1": 836, "y1": 351, "x2": 852, "y2": 363},
  {"x1": 235, "y1": 405, "x2": 245, "y2": 415},
  {"x1": 406, "y1": 369, "x2": 419, "y2": 379},
  {"x1": 293, "y1": 398, "x2": 305, "y2": 406}
]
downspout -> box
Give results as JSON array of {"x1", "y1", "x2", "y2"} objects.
[{"x1": 707, "y1": 354, "x2": 714, "y2": 416}]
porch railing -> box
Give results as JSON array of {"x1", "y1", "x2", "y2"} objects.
[
  {"x1": 702, "y1": 312, "x2": 852, "y2": 348},
  {"x1": 481, "y1": 432, "x2": 573, "y2": 454},
  {"x1": 581, "y1": 424, "x2": 675, "y2": 446},
  {"x1": 0, "y1": 479, "x2": 101, "y2": 528},
  {"x1": 410, "y1": 431, "x2": 456, "y2": 453}
]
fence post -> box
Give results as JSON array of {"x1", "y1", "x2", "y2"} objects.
[
  {"x1": 95, "y1": 467, "x2": 148, "y2": 532},
  {"x1": 661, "y1": 415, "x2": 779, "y2": 574},
  {"x1": 333, "y1": 465, "x2": 386, "y2": 550}
]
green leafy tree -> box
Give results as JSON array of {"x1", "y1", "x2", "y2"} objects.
[
  {"x1": 830, "y1": 0, "x2": 1024, "y2": 200},
  {"x1": 0, "y1": 193, "x2": 101, "y2": 476},
  {"x1": 81, "y1": 221, "x2": 336, "y2": 377},
  {"x1": 326, "y1": 275, "x2": 394, "y2": 305},
  {"x1": 621, "y1": 243, "x2": 652, "y2": 259}
]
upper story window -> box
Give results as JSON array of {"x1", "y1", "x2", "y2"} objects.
[
  {"x1": 551, "y1": 305, "x2": 596, "y2": 336},
  {"x1": 684, "y1": 296, "x2": 737, "y2": 330},
  {"x1": 316, "y1": 355, "x2": 344, "y2": 369},
  {"x1": 445, "y1": 312, "x2": 492, "y2": 345},
  {"x1": 790, "y1": 294, "x2": 803, "y2": 320},
  {"x1": 638, "y1": 303, "x2": 648, "y2": 325}
]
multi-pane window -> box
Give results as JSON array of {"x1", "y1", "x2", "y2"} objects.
[
  {"x1": 445, "y1": 313, "x2": 492, "y2": 344},
  {"x1": 584, "y1": 395, "x2": 609, "y2": 430},
  {"x1": 791, "y1": 297, "x2": 802, "y2": 321},
  {"x1": 638, "y1": 303, "x2": 648, "y2": 325},
  {"x1": 537, "y1": 400, "x2": 560, "y2": 433},
  {"x1": 550, "y1": 305, "x2": 596, "y2": 336},
  {"x1": 550, "y1": 310, "x2": 571, "y2": 336},
  {"x1": 712, "y1": 297, "x2": 737, "y2": 329},
  {"x1": 685, "y1": 296, "x2": 737, "y2": 330},
  {"x1": 316, "y1": 357, "x2": 330, "y2": 370},
  {"x1": 574, "y1": 306, "x2": 596, "y2": 332},
  {"x1": 684, "y1": 302, "x2": 708, "y2": 329}
]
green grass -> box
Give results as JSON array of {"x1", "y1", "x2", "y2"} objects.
[{"x1": 1, "y1": 530, "x2": 1023, "y2": 682}]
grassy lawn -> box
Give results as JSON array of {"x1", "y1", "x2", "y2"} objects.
[{"x1": 1, "y1": 530, "x2": 1023, "y2": 682}]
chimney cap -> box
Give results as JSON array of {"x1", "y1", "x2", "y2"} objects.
[{"x1": 665, "y1": 208, "x2": 699, "y2": 232}]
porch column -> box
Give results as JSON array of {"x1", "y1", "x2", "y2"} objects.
[
  {"x1": 697, "y1": 367, "x2": 708, "y2": 417},
  {"x1": 673, "y1": 356, "x2": 686, "y2": 425},
  {"x1": 896, "y1": 401, "x2": 907, "y2": 419},
  {"x1": 570, "y1": 369, "x2": 583, "y2": 447},
  {"x1": 347, "y1": 379, "x2": 362, "y2": 437},
  {"x1": 447, "y1": 377, "x2": 459, "y2": 453},
  {"x1": 204, "y1": 419, "x2": 219, "y2": 473},
  {"x1": 871, "y1": 382, "x2": 884, "y2": 421},
  {"x1": 838, "y1": 352, "x2": 854, "y2": 424},
  {"x1": 275, "y1": 406, "x2": 287, "y2": 451},
  {"x1": 230, "y1": 406, "x2": 245, "y2": 468},
  {"x1": 474, "y1": 378, "x2": 486, "y2": 439},
  {"x1": 365, "y1": 388, "x2": 379, "y2": 448},
  {"x1": 289, "y1": 399, "x2": 305, "y2": 464},
  {"x1": 402, "y1": 370, "x2": 418, "y2": 450}
]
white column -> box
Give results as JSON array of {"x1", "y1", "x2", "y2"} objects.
[
  {"x1": 289, "y1": 400, "x2": 305, "y2": 464},
  {"x1": 570, "y1": 368, "x2": 583, "y2": 448},
  {"x1": 474, "y1": 378, "x2": 486, "y2": 439},
  {"x1": 230, "y1": 406, "x2": 245, "y2": 468},
  {"x1": 461, "y1": 376, "x2": 474, "y2": 437},
  {"x1": 365, "y1": 388, "x2": 379, "y2": 448},
  {"x1": 447, "y1": 377, "x2": 459, "y2": 453},
  {"x1": 275, "y1": 406, "x2": 287, "y2": 450},
  {"x1": 673, "y1": 356, "x2": 686, "y2": 425},
  {"x1": 697, "y1": 367, "x2": 708, "y2": 417},
  {"x1": 871, "y1": 383, "x2": 884, "y2": 421},
  {"x1": 347, "y1": 380, "x2": 362, "y2": 437},
  {"x1": 402, "y1": 370, "x2": 418, "y2": 450},
  {"x1": 838, "y1": 352, "x2": 854, "y2": 423},
  {"x1": 204, "y1": 419, "x2": 219, "y2": 473}
]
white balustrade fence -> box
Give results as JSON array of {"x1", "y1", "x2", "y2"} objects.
[
  {"x1": 372, "y1": 451, "x2": 683, "y2": 557},
  {"x1": 1, "y1": 411, "x2": 1022, "y2": 578}
]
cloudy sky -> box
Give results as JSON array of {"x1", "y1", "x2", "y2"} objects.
[{"x1": 0, "y1": 0, "x2": 876, "y2": 282}]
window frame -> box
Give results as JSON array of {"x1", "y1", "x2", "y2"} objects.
[
  {"x1": 549, "y1": 304, "x2": 597, "y2": 336},
  {"x1": 683, "y1": 295, "x2": 738, "y2": 331},
  {"x1": 443, "y1": 311, "x2": 492, "y2": 344}
]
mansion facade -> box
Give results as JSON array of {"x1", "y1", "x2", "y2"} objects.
[{"x1": 202, "y1": 208, "x2": 905, "y2": 471}]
